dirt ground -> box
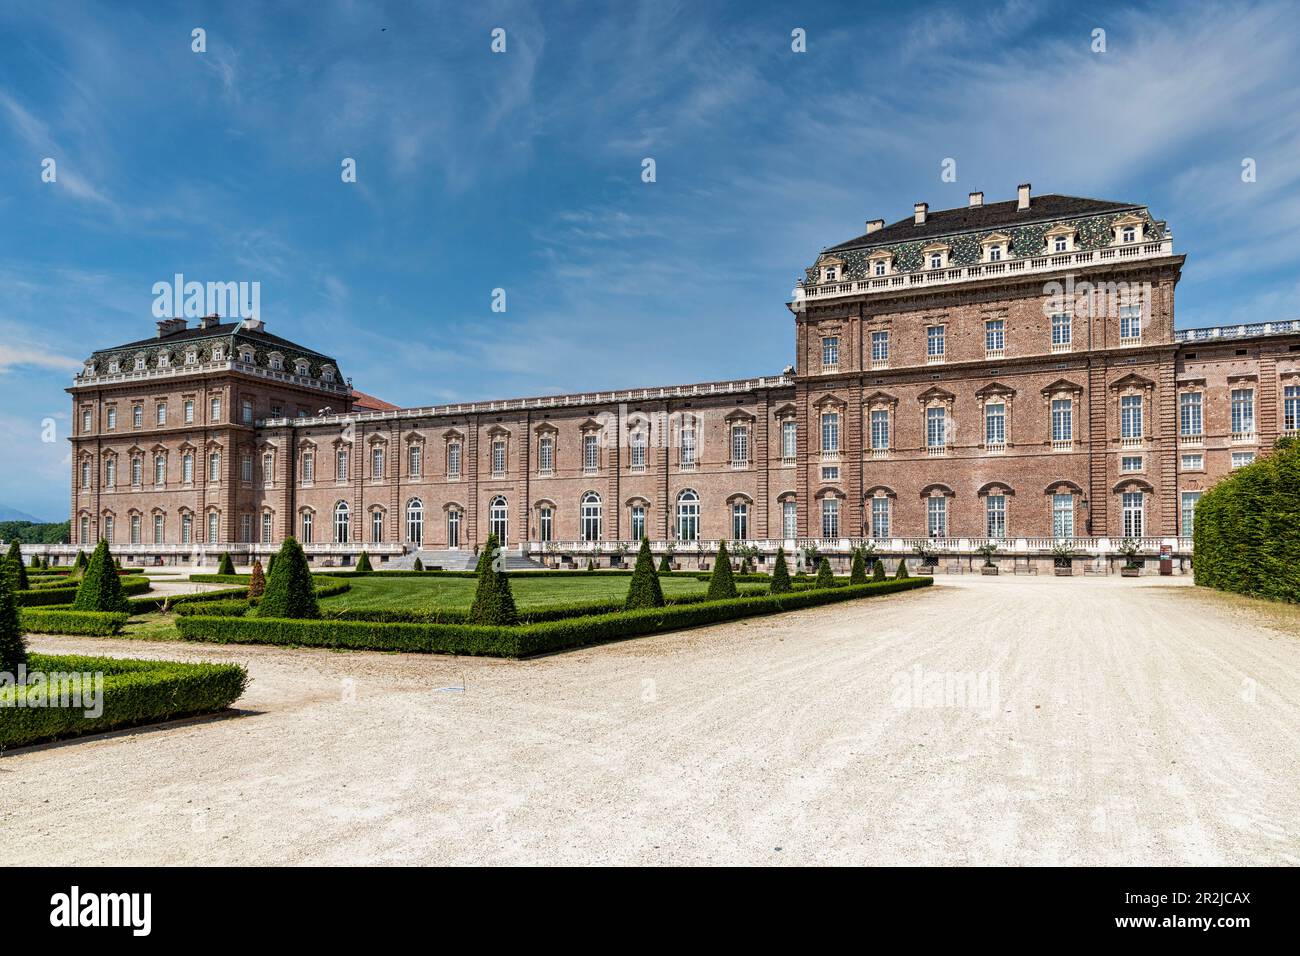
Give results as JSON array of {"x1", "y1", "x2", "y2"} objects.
[{"x1": 3, "y1": 575, "x2": 1297, "y2": 866}]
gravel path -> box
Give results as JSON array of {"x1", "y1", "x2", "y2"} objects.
[{"x1": 3, "y1": 576, "x2": 1298, "y2": 865}]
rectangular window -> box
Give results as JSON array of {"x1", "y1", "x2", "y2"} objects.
[
  {"x1": 821, "y1": 466, "x2": 839, "y2": 481},
  {"x1": 181, "y1": 514, "x2": 192, "y2": 545},
  {"x1": 680, "y1": 427, "x2": 696, "y2": 467},
  {"x1": 208, "y1": 512, "x2": 219, "y2": 544},
  {"x1": 104, "y1": 515, "x2": 114, "y2": 542},
  {"x1": 1119, "y1": 305, "x2": 1142, "y2": 342},
  {"x1": 154, "y1": 456, "x2": 166, "y2": 485},
  {"x1": 130, "y1": 514, "x2": 141, "y2": 545},
  {"x1": 301, "y1": 511, "x2": 313, "y2": 544},
  {"x1": 628, "y1": 506, "x2": 643, "y2": 542},
  {"x1": 242, "y1": 399, "x2": 253, "y2": 424},
  {"x1": 1181, "y1": 491, "x2": 1202, "y2": 536},
  {"x1": 538, "y1": 436, "x2": 554, "y2": 473},
  {"x1": 821, "y1": 412, "x2": 839, "y2": 455},
  {"x1": 210, "y1": 396, "x2": 221, "y2": 422},
  {"x1": 985, "y1": 319, "x2": 1005, "y2": 354},
  {"x1": 80, "y1": 517, "x2": 89, "y2": 545},
  {"x1": 540, "y1": 507, "x2": 554, "y2": 543},
  {"x1": 447, "y1": 443, "x2": 461, "y2": 477},
  {"x1": 371, "y1": 510, "x2": 383, "y2": 543},
  {"x1": 1181, "y1": 453, "x2": 1203, "y2": 470},
  {"x1": 732, "y1": 503, "x2": 749, "y2": 540},
  {"x1": 871, "y1": 330, "x2": 889, "y2": 365},
  {"x1": 781, "y1": 421, "x2": 797, "y2": 460},
  {"x1": 821, "y1": 499, "x2": 839, "y2": 538},
  {"x1": 582, "y1": 434, "x2": 598, "y2": 472},
  {"x1": 1231, "y1": 388, "x2": 1255, "y2": 436},
  {"x1": 926, "y1": 325, "x2": 945, "y2": 360},
  {"x1": 1051, "y1": 399, "x2": 1073, "y2": 443},
  {"x1": 372, "y1": 446, "x2": 385, "y2": 478},
  {"x1": 182, "y1": 454, "x2": 194, "y2": 483},
  {"x1": 870, "y1": 409, "x2": 889, "y2": 450},
  {"x1": 409, "y1": 445, "x2": 422, "y2": 477},
  {"x1": 1051, "y1": 313, "x2": 1072, "y2": 349},
  {"x1": 1285, "y1": 385, "x2": 1300, "y2": 432},
  {"x1": 262, "y1": 513, "x2": 273, "y2": 545},
  {"x1": 156, "y1": 403, "x2": 166, "y2": 425},
  {"x1": 240, "y1": 514, "x2": 252, "y2": 543},
  {"x1": 183, "y1": 399, "x2": 194, "y2": 424},
  {"x1": 1122, "y1": 491, "x2": 1145, "y2": 537},
  {"x1": 782, "y1": 501, "x2": 797, "y2": 539},
  {"x1": 1121, "y1": 455, "x2": 1142, "y2": 472},
  {"x1": 133, "y1": 405, "x2": 143, "y2": 428},
  {"x1": 986, "y1": 495, "x2": 1006, "y2": 538},
  {"x1": 105, "y1": 459, "x2": 116, "y2": 487},
  {"x1": 492, "y1": 439, "x2": 507, "y2": 476},
  {"x1": 1120, "y1": 395, "x2": 1143, "y2": 439},
  {"x1": 1052, "y1": 494, "x2": 1074, "y2": 538},
  {"x1": 1180, "y1": 392, "x2": 1203, "y2": 437},
  {"x1": 106, "y1": 406, "x2": 117, "y2": 430},
  {"x1": 131, "y1": 457, "x2": 142, "y2": 486},
  {"x1": 302, "y1": 452, "x2": 314, "y2": 482},
  {"x1": 730, "y1": 425, "x2": 749, "y2": 466},
  {"x1": 821, "y1": 336, "x2": 839, "y2": 367},
  {"x1": 336, "y1": 449, "x2": 348, "y2": 480},
  {"x1": 927, "y1": 497, "x2": 947, "y2": 538},
  {"x1": 241, "y1": 454, "x2": 253, "y2": 482},
  {"x1": 871, "y1": 497, "x2": 890, "y2": 539},
  {"x1": 82, "y1": 408, "x2": 93, "y2": 433},
  {"x1": 630, "y1": 433, "x2": 646, "y2": 471},
  {"x1": 926, "y1": 407, "x2": 946, "y2": 449},
  {"x1": 262, "y1": 453, "x2": 274, "y2": 485},
  {"x1": 153, "y1": 514, "x2": 164, "y2": 544},
  {"x1": 80, "y1": 460, "x2": 91, "y2": 489},
  {"x1": 1232, "y1": 451, "x2": 1255, "y2": 468},
  {"x1": 984, "y1": 402, "x2": 1005, "y2": 446}
]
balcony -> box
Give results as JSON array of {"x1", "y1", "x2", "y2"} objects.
[
  {"x1": 1119, "y1": 335, "x2": 1142, "y2": 347},
  {"x1": 800, "y1": 237, "x2": 1175, "y2": 302},
  {"x1": 1120, "y1": 436, "x2": 1144, "y2": 449},
  {"x1": 678, "y1": 461, "x2": 696, "y2": 472},
  {"x1": 1180, "y1": 433, "x2": 1203, "y2": 446},
  {"x1": 985, "y1": 348, "x2": 1005, "y2": 360},
  {"x1": 730, "y1": 459, "x2": 750, "y2": 470},
  {"x1": 780, "y1": 456, "x2": 797, "y2": 467},
  {"x1": 627, "y1": 463, "x2": 644, "y2": 474},
  {"x1": 1051, "y1": 439, "x2": 1074, "y2": 452},
  {"x1": 984, "y1": 441, "x2": 1006, "y2": 454},
  {"x1": 1050, "y1": 341, "x2": 1072, "y2": 354},
  {"x1": 870, "y1": 358, "x2": 889, "y2": 370},
  {"x1": 925, "y1": 354, "x2": 946, "y2": 365},
  {"x1": 869, "y1": 447, "x2": 889, "y2": 460},
  {"x1": 820, "y1": 450, "x2": 841, "y2": 462},
  {"x1": 926, "y1": 444, "x2": 947, "y2": 457},
  {"x1": 1231, "y1": 431, "x2": 1256, "y2": 444}
]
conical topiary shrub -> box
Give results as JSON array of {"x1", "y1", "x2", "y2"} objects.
[
  {"x1": 895, "y1": 558, "x2": 909, "y2": 579},
  {"x1": 0, "y1": 567, "x2": 25, "y2": 674},
  {"x1": 872, "y1": 558, "x2": 886, "y2": 581},
  {"x1": 266, "y1": 553, "x2": 277, "y2": 577},
  {"x1": 815, "y1": 557, "x2": 835, "y2": 588},
  {"x1": 247, "y1": 559, "x2": 266, "y2": 599},
  {"x1": 256, "y1": 537, "x2": 319, "y2": 619},
  {"x1": 412, "y1": 556, "x2": 424, "y2": 572},
  {"x1": 4, "y1": 540, "x2": 27, "y2": 591},
  {"x1": 849, "y1": 548, "x2": 868, "y2": 585},
  {"x1": 706, "y1": 541, "x2": 738, "y2": 600},
  {"x1": 30, "y1": 552, "x2": 41, "y2": 568},
  {"x1": 469, "y1": 534, "x2": 518, "y2": 625},
  {"x1": 624, "y1": 538, "x2": 665, "y2": 610},
  {"x1": 658, "y1": 554, "x2": 671, "y2": 574},
  {"x1": 770, "y1": 546, "x2": 791, "y2": 594},
  {"x1": 69, "y1": 549, "x2": 88, "y2": 580},
  {"x1": 586, "y1": 557, "x2": 596, "y2": 572},
  {"x1": 217, "y1": 552, "x2": 235, "y2": 575},
  {"x1": 355, "y1": 550, "x2": 373, "y2": 573},
  {"x1": 71, "y1": 539, "x2": 130, "y2": 612}
]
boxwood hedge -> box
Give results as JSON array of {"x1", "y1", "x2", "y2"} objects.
[
  {"x1": 19, "y1": 609, "x2": 131, "y2": 636},
  {"x1": 176, "y1": 577, "x2": 930, "y2": 658},
  {"x1": 0, "y1": 652, "x2": 247, "y2": 749},
  {"x1": 1194, "y1": 436, "x2": 1300, "y2": 601}
]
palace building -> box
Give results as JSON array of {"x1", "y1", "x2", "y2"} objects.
[{"x1": 64, "y1": 184, "x2": 1300, "y2": 570}]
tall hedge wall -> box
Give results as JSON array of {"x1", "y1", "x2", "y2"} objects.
[{"x1": 1194, "y1": 436, "x2": 1300, "y2": 602}]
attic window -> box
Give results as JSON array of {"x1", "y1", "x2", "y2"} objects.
[
  {"x1": 874, "y1": 260, "x2": 886, "y2": 276},
  {"x1": 108, "y1": 360, "x2": 120, "y2": 374},
  {"x1": 822, "y1": 264, "x2": 839, "y2": 282},
  {"x1": 295, "y1": 359, "x2": 310, "y2": 376},
  {"x1": 185, "y1": 349, "x2": 197, "y2": 364},
  {"x1": 981, "y1": 233, "x2": 1011, "y2": 263},
  {"x1": 1122, "y1": 226, "x2": 1136, "y2": 243},
  {"x1": 1113, "y1": 216, "x2": 1145, "y2": 245},
  {"x1": 929, "y1": 252, "x2": 943, "y2": 269},
  {"x1": 212, "y1": 345, "x2": 225, "y2": 361},
  {"x1": 1054, "y1": 236, "x2": 1068, "y2": 252},
  {"x1": 321, "y1": 365, "x2": 336, "y2": 383},
  {"x1": 239, "y1": 348, "x2": 254, "y2": 363},
  {"x1": 269, "y1": 352, "x2": 284, "y2": 371},
  {"x1": 135, "y1": 355, "x2": 146, "y2": 371}
]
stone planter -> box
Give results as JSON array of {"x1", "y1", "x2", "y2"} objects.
[
  {"x1": 981, "y1": 565, "x2": 999, "y2": 575},
  {"x1": 917, "y1": 566, "x2": 934, "y2": 575},
  {"x1": 1121, "y1": 566, "x2": 1141, "y2": 578},
  {"x1": 1054, "y1": 567, "x2": 1073, "y2": 577}
]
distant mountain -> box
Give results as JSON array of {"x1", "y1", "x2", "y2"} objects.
[{"x1": 0, "y1": 505, "x2": 48, "y2": 523}]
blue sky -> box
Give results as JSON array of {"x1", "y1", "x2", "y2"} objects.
[{"x1": 2, "y1": 0, "x2": 1298, "y2": 519}]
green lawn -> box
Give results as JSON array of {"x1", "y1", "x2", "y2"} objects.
[{"x1": 317, "y1": 574, "x2": 733, "y2": 612}]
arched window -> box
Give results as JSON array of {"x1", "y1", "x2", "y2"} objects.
[
  {"x1": 301, "y1": 510, "x2": 314, "y2": 544},
  {"x1": 371, "y1": 509, "x2": 384, "y2": 543},
  {"x1": 334, "y1": 500, "x2": 350, "y2": 544},
  {"x1": 489, "y1": 496, "x2": 508, "y2": 543},
  {"x1": 676, "y1": 490, "x2": 700, "y2": 541},
  {"x1": 581, "y1": 492, "x2": 602, "y2": 542},
  {"x1": 406, "y1": 499, "x2": 424, "y2": 544}
]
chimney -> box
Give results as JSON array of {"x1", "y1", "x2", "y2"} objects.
[
  {"x1": 968, "y1": 191, "x2": 984, "y2": 207},
  {"x1": 1017, "y1": 182, "x2": 1031, "y2": 210},
  {"x1": 156, "y1": 318, "x2": 187, "y2": 338},
  {"x1": 865, "y1": 218, "x2": 884, "y2": 234},
  {"x1": 243, "y1": 316, "x2": 265, "y2": 332},
  {"x1": 914, "y1": 202, "x2": 928, "y2": 225},
  {"x1": 198, "y1": 313, "x2": 220, "y2": 330}
]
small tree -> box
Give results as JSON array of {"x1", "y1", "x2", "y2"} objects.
[
  {"x1": 1118, "y1": 538, "x2": 1141, "y2": 569},
  {"x1": 0, "y1": 567, "x2": 25, "y2": 674},
  {"x1": 815, "y1": 557, "x2": 835, "y2": 588},
  {"x1": 355, "y1": 550, "x2": 373, "y2": 573},
  {"x1": 256, "y1": 537, "x2": 319, "y2": 619},
  {"x1": 706, "y1": 541, "x2": 738, "y2": 600},
  {"x1": 658, "y1": 554, "x2": 672, "y2": 573},
  {"x1": 770, "y1": 546, "x2": 792, "y2": 594},
  {"x1": 624, "y1": 538, "x2": 665, "y2": 610},
  {"x1": 469, "y1": 534, "x2": 518, "y2": 625},
  {"x1": 217, "y1": 551, "x2": 236, "y2": 575},
  {"x1": 72, "y1": 539, "x2": 130, "y2": 612},
  {"x1": 69, "y1": 549, "x2": 88, "y2": 580},
  {"x1": 586, "y1": 557, "x2": 596, "y2": 572},
  {"x1": 872, "y1": 558, "x2": 886, "y2": 581},
  {"x1": 4, "y1": 541, "x2": 28, "y2": 591},
  {"x1": 30, "y1": 552, "x2": 41, "y2": 568},
  {"x1": 412, "y1": 556, "x2": 424, "y2": 572},
  {"x1": 849, "y1": 547, "x2": 868, "y2": 584},
  {"x1": 247, "y1": 559, "x2": 266, "y2": 599},
  {"x1": 895, "y1": 558, "x2": 910, "y2": 579},
  {"x1": 977, "y1": 542, "x2": 999, "y2": 568}
]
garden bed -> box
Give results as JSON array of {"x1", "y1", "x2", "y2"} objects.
[
  {"x1": 175, "y1": 577, "x2": 931, "y2": 658},
  {"x1": 0, "y1": 652, "x2": 247, "y2": 749}
]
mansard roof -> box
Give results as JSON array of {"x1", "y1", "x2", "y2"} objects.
[{"x1": 826, "y1": 194, "x2": 1141, "y2": 253}]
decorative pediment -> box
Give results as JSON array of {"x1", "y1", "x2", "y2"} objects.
[
  {"x1": 150, "y1": 443, "x2": 169, "y2": 454},
  {"x1": 916, "y1": 386, "x2": 956, "y2": 405},
  {"x1": 1044, "y1": 223, "x2": 1077, "y2": 237},
  {"x1": 724, "y1": 408, "x2": 756, "y2": 423},
  {"x1": 297, "y1": 437, "x2": 317, "y2": 450},
  {"x1": 1113, "y1": 213, "x2": 1145, "y2": 228},
  {"x1": 978, "y1": 481, "x2": 1015, "y2": 496},
  {"x1": 578, "y1": 418, "x2": 604, "y2": 433},
  {"x1": 403, "y1": 430, "x2": 426, "y2": 444},
  {"x1": 867, "y1": 248, "x2": 894, "y2": 261},
  {"x1": 533, "y1": 498, "x2": 559, "y2": 511},
  {"x1": 812, "y1": 392, "x2": 846, "y2": 409},
  {"x1": 177, "y1": 440, "x2": 197, "y2": 452},
  {"x1": 366, "y1": 432, "x2": 389, "y2": 445},
  {"x1": 1041, "y1": 378, "x2": 1084, "y2": 399},
  {"x1": 980, "y1": 231, "x2": 1012, "y2": 245},
  {"x1": 864, "y1": 485, "x2": 897, "y2": 499},
  {"x1": 975, "y1": 381, "x2": 1017, "y2": 400},
  {"x1": 772, "y1": 402, "x2": 797, "y2": 420},
  {"x1": 126, "y1": 444, "x2": 145, "y2": 456},
  {"x1": 624, "y1": 495, "x2": 651, "y2": 508},
  {"x1": 816, "y1": 253, "x2": 845, "y2": 267},
  {"x1": 815, "y1": 485, "x2": 846, "y2": 500},
  {"x1": 1108, "y1": 371, "x2": 1156, "y2": 392},
  {"x1": 864, "y1": 390, "x2": 898, "y2": 408},
  {"x1": 920, "y1": 241, "x2": 951, "y2": 254},
  {"x1": 919, "y1": 483, "x2": 955, "y2": 497},
  {"x1": 1113, "y1": 477, "x2": 1155, "y2": 494},
  {"x1": 486, "y1": 424, "x2": 511, "y2": 438},
  {"x1": 534, "y1": 421, "x2": 560, "y2": 435},
  {"x1": 442, "y1": 428, "x2": 464, "y2": 442}
]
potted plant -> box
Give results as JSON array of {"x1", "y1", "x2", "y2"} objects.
[
  {"x1": 977, "y1": 541, "x2": 999, "y2": 575},
  {"x1": 612, "y1": 541, "x2": 630, "y2": 568},
  {"x1": 912, "y1": 541, "x2": 935, "y2": 575},
  {"x1": 801, "y1": 544, "x2": 820, "y2": 575},
  {"x1": 1118, "y1": 538, "x2": 1142, "y2": 577},
  {"x1": 1051, "y1": 540, "x2": 1075, "y2": 576}
]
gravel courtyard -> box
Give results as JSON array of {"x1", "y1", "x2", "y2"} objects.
[{"x1": 3, "y1": 575, "x2": 1298, "y2": 866}]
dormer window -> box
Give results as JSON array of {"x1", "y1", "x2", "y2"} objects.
[
  {"x1": 135, "y1": 355, "x2": 147, "y2": 371},
  {"x1": 980, "y1": 233, "x2": 1011, "y2": 263},
  {"x1": 108, "y1": 360, "x2": 119, "y2": 374},
  {"x1": 212, "y1": 345, "x2": 225, "y2": 361},
  {"x1": 268, "y1": 352, "x2": 284, "y2": 371},
  {"x1": 929, "y1": 253, "x2": 943, "y2": 269},
  {"x1": 874, "y1": 260, "x2": 886, "y2": 276},
  {"x1": 185, "y1": 349, "x2": 197, "y2": 364},
  {"x1": 295, "y1": 359, "x2": 310, "y2": 376},
  {"x1": 1112, "y1": 215, "x2": 1145, "y2": 246},
  {"x1": 922, "y1": 243, "x2": 950, "y2": 271},
  {"x1": 867, "y1": 250, "x2": 893, "y2": 277},
  {"x1": 1045, "y1": 225, "x2": 1077, "y2": 255},
  {"x1": 988, "y1": 246, "x2": 1002, "y2": 261},
  {"x1": 823, "y1": 265, "x2": 838, "y2": 282},
  {"x1": 321, "y1": 365, "x2": 336, "y2": 383},
  {"x1": 157, "y1": 350, "x2": 170, "y2": 367},
  {"x1": 1122, "y1": 226, "x2": 1136, "y2": 243},
  {"x1": 239, "y1": 348, "x2": 254, "y2": 364}
]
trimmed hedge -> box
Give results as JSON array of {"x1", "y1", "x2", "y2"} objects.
[
  {"x1": 72, "y1": 540, "x2": 130, "y2": 612},
  {"x1": 20, "y1": 609, "x2": 131, "y2": 636},
  {"x1": 128, "y1": 586, "x2": 250, "y2": 615},
  {"x1": 0, "y1": 652, "x2": 247, "y2": 749},
  {"x1": 18, "y1": 576, "x2": 150, "y2": 608},
  {"x1": 177, "y1": 577, "x2": 932, "y2": 657},
  {"x1": 174, "y1": 599, "x2": 251, "y2": 618}
]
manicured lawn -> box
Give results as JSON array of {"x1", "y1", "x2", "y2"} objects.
[{"x1": 317, "y1": 574, "x2": 737, "y2": 612}]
